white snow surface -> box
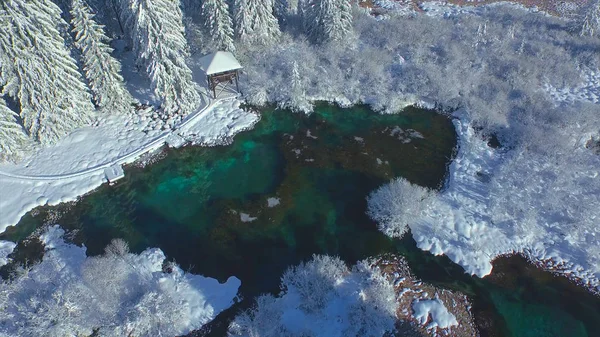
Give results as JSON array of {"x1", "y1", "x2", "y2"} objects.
[
  {"x1": 0, "y1": 99, "x2": 258, "y2": 232},
  {"x1": 412, "y1": 298, "x2": 458, "y2": 330},
  {"x1": 0, "y1": 241, "x2": 16, "y2": 267},
  {"x1": 175, "y1": 99, "x2": 259, "y2": 146},
  {"x1": 0, "y1": 226, "x2": 241, "y2": 336},
  {"x1": 409, "y1": 118, "x2": 600, "y2": 292},
  {"x1": 544, "y1": 69, "x2": 600, "y2": 105},
  {"x1": 267, "y1": 197, "x2": 281, "y2": 207},
  {"x1": 374, "y1": 0, "x2": 413, "y2": 11},
  {"x1": 410, "y1": 119, "x2": 502, "y2": 277},
  {"x1": 419, "y1": 1, "x2": 542, "y2": 17},
  {"x1": 240, "y1": 213, "x2": 257, "y2": 222},
  {"x1": 198, "y1": 51, "x2": 243, "y2": 75}
]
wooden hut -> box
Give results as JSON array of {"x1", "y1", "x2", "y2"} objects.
[{"x1": 199, "y1": 51, "x2": 243, "y2": 99}]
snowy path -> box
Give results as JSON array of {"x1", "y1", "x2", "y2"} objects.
[
  {"x1": 0, "y1": 99, "x2": 220, "y2": 181},
  {"x1": 0, "y1": 96, "x2": 259, "y2": 232},
  {"x1": 0, "y1": 133, "x2": 166, "y2": 181}
]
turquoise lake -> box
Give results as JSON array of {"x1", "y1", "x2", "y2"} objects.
[{"x1": 4, "y1": 104, "x2": 599, "y2": 337}]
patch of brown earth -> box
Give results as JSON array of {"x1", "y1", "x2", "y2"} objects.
[{"x1": 375, "y1": 255, "x2": 479, "y2": 337}]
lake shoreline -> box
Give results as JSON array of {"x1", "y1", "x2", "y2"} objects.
[
  {"x1": 4, "y1": 100, "x2": 600, "y2": 298},
  {"x1": 1, "y1": 102, "x2": 599, "y2": 337}
]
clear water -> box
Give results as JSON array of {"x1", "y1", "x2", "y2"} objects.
[{"x1": 4, "y1": 104, "x2": 599, "y2": 337}]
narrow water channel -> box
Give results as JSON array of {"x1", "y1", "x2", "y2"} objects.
[{"x1": 3, "y1": 104, "x2": 599, "y2": 337}]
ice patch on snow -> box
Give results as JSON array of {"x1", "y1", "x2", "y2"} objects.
[{"x1": 412, "y1": 298, "x2": 458, "y2": 329}]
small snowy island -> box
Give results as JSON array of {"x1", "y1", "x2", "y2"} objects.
[{"x1": 1, "y1": 0, "x2": 600, "y2": 336}]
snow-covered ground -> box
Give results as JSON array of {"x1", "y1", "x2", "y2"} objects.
[
  {"x1": 544, "y1": 69, "x2": 600, "y2": 105},
  {"x1": 410, "y1": 114, "x2": 600, "y2": 292},
  {"x1": 412, "y1": 298, "x2": 458, "y2": 330},
  {"x1": 0, "y1": 226, "x2": 240, "y2": 336},
  {"x1": 0, "y1": 0, "x2": 597, "y2": 312},
  {"x1": 0, "y1": 98, "x2": 258, "y2": 234},
  {"x1": 411, "y1": 119, "x2": 506, "y2": 277},
  {"x1": 0, "y1": 241, "x2": 15, "y2": 267},
  {"x1": 351, "y1": 1, "x2": 600, "y2": 293},
  {"x1": 419, "y1": 0, "x2": 544, "y2": 16}
]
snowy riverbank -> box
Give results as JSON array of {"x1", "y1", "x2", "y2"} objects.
[
  {"x1": 410, "y1": 113, "x2": 600, "y2": 293},
  {"x1": 0, "y1": 226, "x2": 240, "y2": 336},
  {"x1": 228, "y1": 255, "x2": 476, "y2": 337},
  {"x1": 0, "y1": 98, "x2": 258, "y2": 234}
]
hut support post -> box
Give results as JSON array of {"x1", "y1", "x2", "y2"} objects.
[{"x1": 235, "y1": 71, "x2": 240, "y2": 93}]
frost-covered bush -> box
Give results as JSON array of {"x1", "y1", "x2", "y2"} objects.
[
  {"x1": 579, "y1": 0, "x2": 600, "y2": 37},
  {"x1": 229, "y1": 255, "x2": 398, "y2": 337},
  {"x1": 235, "y1": 5, "x2": 597, "y2": 137},
  {"x1": 0, "y1": 226, "x2": 240, "y2": 337},
  {"x1": 125, "y1": 0, "x2": 200, "y2": 118},
  {"x1": 280, "y1": 254, "x2": 348, "y2": 312},
  {"x1": 367, "y1": 177, "x2": 436, "y2": 238}
]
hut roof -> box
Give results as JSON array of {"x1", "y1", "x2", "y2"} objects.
[{"x1": 199, "y1": 51, "x2": 243, "y2": 76}]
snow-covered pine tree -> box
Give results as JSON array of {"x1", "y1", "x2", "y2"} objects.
[
  {"x1": 71, "y1": 0, "x2": 133, "y2": 113},
  {"x1": 201, "y1": 0, "x2": 236, "y2": 51},
  {"x1": 253, "y1": 0, "x2": 281, "y2": 43},
  {"x1": 117, "y1": 0, "x2": 134, "y2": 34},
  {"x1": 0, "y1": 9, "x2": 17, "y2": 94},
  {"x1": 290, "y1": 61, "x2": 304, "y2": 98},
  {"x1": 274, "y1": 0, "x2": 289, "y2": 24},
  {"x1": 299, "y1": 0, "x2": 316, "y2": 35},
  {"x1": 123, "y1": 0, "x2": 200, "y2": 119},
  {"x1": 580, "y1": 0, "x2": 600, "y2": 37},
  {"x1": 302, "y1": 0, "x2": 353, "y2": 43},
  {"x1": 233, "y1": 0, "x2": 253, "y2": 40},
  {"x1": 336, "y1": 0, "x2": 353, "y2": 40},
  {"x1": 1, "y1": 0, "x2": 95, "y2": 145},
  {"x1": 0, "y1": 96, "x2": 30, "y2": 162},
  {"x1": 288, "y1": 60, "x2": 309, "y2": 111},
  {"x1": 233, "y1": 0, "x2": 280, "y2": 45}
]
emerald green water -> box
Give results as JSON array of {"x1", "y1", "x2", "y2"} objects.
[{"x1": 4, "y1": 104, "x2": 599, "y2": 336}]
